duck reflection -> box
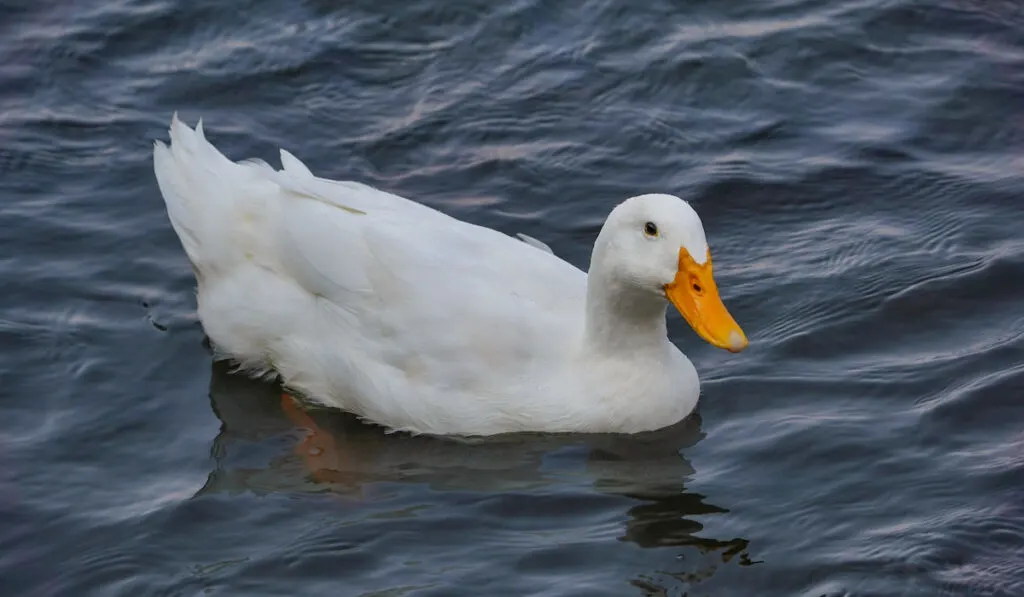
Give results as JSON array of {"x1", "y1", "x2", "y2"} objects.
[{"x1": 197, "y1": 361, "x2": 752, "y2": 564}]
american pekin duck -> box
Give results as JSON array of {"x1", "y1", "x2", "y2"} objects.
[{"x1": 153, "y1": 115, "x2": 747, "y2": 436}]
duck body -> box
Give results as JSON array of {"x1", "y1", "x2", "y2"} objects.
[{"x1": 154, "y1": 116, "x2": 743, "y2": 436}]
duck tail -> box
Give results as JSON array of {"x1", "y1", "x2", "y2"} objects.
[{"x1": 153, "y1": 113, "x2": 245, "y2": 278}]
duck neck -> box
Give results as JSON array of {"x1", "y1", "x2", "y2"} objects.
[{"x1": 583, "y1": 259, "x2": 670, "y2": 357}]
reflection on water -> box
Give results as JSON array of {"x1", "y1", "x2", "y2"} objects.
[{"x1": 199, "y1": 361, "x2": 755, "y2": 583}]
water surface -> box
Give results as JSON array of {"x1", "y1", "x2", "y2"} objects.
[{"x1": 1, "y1": 0, "x2": 1023, "y2": 595}]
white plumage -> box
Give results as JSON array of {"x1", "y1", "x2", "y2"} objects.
[{"x1": 154, "y1": 115, "x2": 746, "y2": 436}]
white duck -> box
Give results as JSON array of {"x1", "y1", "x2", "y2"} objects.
[{"x1": 154, "y1": 115, "x2": 747, "y2": 436}]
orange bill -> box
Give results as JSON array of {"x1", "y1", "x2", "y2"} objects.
[{"x1": 664, "y1": 247, "x2": 748, "y2": 353}]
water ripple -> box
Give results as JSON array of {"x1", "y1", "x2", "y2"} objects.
[{"x1": 2, "y1": 0, "x2": 1023, "y2": 594}]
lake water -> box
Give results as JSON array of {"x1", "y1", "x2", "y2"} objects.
[{"x1": 2, "y1": 0, "x2": 1023, "y2": 595}]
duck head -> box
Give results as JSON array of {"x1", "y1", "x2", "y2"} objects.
[{"x1": 592, "y1": 193, "x2": 748, "y2": 353}]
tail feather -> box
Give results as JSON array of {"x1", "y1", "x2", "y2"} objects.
[
  {"x1": 153, "y1": 113, "x2": 250, "y2": 277},
  {"x1": 154, "y1": 137, "x2": 204, "y2": 268},
  {"x1": 154, "y1": 114, "x2": 374, "y2": 281}
]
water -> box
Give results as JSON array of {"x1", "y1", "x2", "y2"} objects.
[{"x1": 2, "y1": 0, "x2": 1022, "y2": 594}]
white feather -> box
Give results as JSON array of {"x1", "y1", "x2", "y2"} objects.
[
  {"x1": 516, "y1": 233, "x2": 554, "y2": 254},
  {"x1": 153, "y1": 116, "x2": 740, "y2": 436}
]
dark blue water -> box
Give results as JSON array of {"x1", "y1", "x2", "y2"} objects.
[{"x1": 2, "y1": 0, "x2": 1023, "y2": 595}]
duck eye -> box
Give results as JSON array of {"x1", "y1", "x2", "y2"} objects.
[{"x1": 643, "y1": 221, "x2": 658, "y2": 237}]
